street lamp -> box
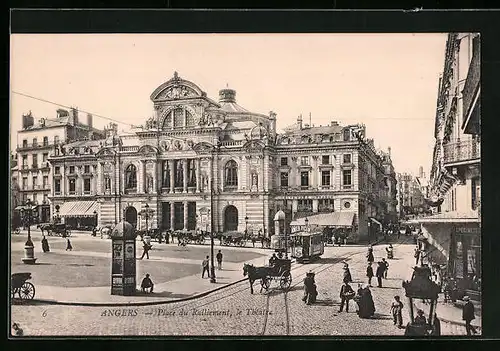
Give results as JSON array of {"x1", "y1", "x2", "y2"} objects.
[
  {"x1": 55, "y1": 204, "x2": 60, "y2": 224},
  {"x1": 245, "y1": 215, "x2": 249, "y2": 236},
  {"x1": 20, "y1": 199, "x2": 36, "y2": 264},
  {"x1": 144, "y1": 203, "x2": 150, "y2": 235},
  {"x1": 93, "y1": 210, "x2": 98, "y2": 227},
  {"x1": 304, "y1": 217, "x2": 309, "y2": 231}
]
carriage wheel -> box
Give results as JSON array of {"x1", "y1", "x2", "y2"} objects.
[
  {"x1": 261, "y1": 277, "x2": 271, "y2": 290},
  {"x1": 280, "y1": 272, "x2": 292, "y2": 291},
  {"x1": 66, "y1": 230, "x2": 72, "y2": 237},
  {"x1": 238, "y1": 239, "x2": 246, "y2": 247},
  {"x1": 14, "y1": 228, "x2": 20, "y2": 234},
  {"x1": 11, "y1": 286, "x2": 18, "y2": 299},
  {"x1": 19, "y1": 282, "x2": 35, "y2": 300}
]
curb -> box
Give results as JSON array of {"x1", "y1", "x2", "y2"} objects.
[
  {"x1": 21, "y1": 277, "x2": 248, "y2": 307},
  {"x1": 411, "y1": 301, "x2": 482, "y2": 329}
]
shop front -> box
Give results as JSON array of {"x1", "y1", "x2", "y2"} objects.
[{"x1": 419, "y1": 213, "x2": 481, "y2": 301}]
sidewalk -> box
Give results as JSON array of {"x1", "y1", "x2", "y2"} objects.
[
  {"x1": 23, "y1": 252, "x2": 268, "y2": 306},
  {"x1": 395, "y1": 242, "x2": 482, "y2": 331}
]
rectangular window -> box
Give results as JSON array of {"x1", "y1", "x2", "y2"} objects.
[
  {"x1": 84, "y1": 178, "x2": 91, "y2": 193},
  {"x1": 43, "y1": 176, "x2": 48, "y2": 188},
  {"x1": 43, "y1": 136, "x2": 49, "y2": 146},
  {"x1": 54, "y1": 166, "x2": 60, "y2": 175},
  {"x1": 343, "y1": 170, "x2": 352, "y2": 186},
  {"x1": 322, "y1": 155, "x2": 330, "y2": 165},
  {"x1": 298, "y1": 199, "x2": 313, "y2": 212},
  {"x1": 22, "y1": 155, "x2": 28, "y2": 167},
  {"x1": 105, "y1": 176, "x2": 111, "y2": 190},
  {"x1": 69, "y1": 179, "x2": 76, "y2": 194},
  {"x1": 301, "y1": 156, "x2": 309, "y2": 166},
  {"x1": 54, "y1": 179, "x2": 61, "y2": 194},
  {"x1": 32, "y1": 176, "x2": 38, "y2": 189},
  {"x1": 343, "y1": 154, "x2": 352, "y2": 164},
  {"x1": 22, "y1": 177, "x2": 27, "y2": 190},
  {"x1": 301, "y1": 171, "x2": 309, "y2": 187},
  {"x1": 32, "y1": 138, "x2": 38, "y2": 147},
  {"x1": 22, "y1": 139, "x2": 28, "y2": 148},
  {"x1": 280, "y1": 157, "x2": 288, "y2": 166},
  {"x1": 43, "y1": 194, "x2": 48, "y2": 203},
  {"x1": 42, "y1": 153, "x2": 48, "y2": 163},
  {"x1": 280, "y1": 172, "x2": 289, "y2": 187},
  {"x1": 321, "y1": 171, "x2": 331, "y2": 187},
  {"x1": 69, "y1": 166, "x2": 75, "y2": 174},
  {"x1": 84, "y1": 165, "x2": 90, "y2": 174},
  {"x1": 32, "y1": 154, "x2": 38, "y2": 167}
]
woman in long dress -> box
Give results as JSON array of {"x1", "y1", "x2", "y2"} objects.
[{"x1": 356, "y1": 284, "x2": 376, "y2": 318}]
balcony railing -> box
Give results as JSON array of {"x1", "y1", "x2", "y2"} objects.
[
  {"x1": 443, "y1": 139, "x2": 481, "y2": 164},
  {"x1": 462, "y1": 49, "x2": 480, "y2": 128},
  {"x1": 17, "y1": 142, "x2": 55, "y2": 150}
]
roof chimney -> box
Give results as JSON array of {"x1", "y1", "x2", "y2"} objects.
[
  {"x1": 87, "y1": 113, "x2": 93, "y2": 128},
  {"x1": 297, "y1": 114, "x2": 303, "y2": 130},
  {"x1": 331, "y1": 120, "x2": 339, "y2": 126},
  {"x1": 388, "y1": 147, "x2": 391, "y2": 156},
  {"x1": 22, "y1": 111, "x2": 34, "y2": 129}
]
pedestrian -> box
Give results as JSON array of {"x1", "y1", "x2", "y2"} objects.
[
  {"x1": 41, "y1": 235, "x2": 50, "y2": 253},
  {"x1": 367, "y1": 246, "x2": 374, "y2": 263},
  {"x1": 302, "y1": 271, "x2": 317, "y2": 305},
  {"x1": 366, "y1": 262, "x2": 374, "y2": 286},
  {"x1": 414, "y1": 309, "x2": 427, "y2": 325},
  {"x1": 355, "y1": 284, "x2": 375, "y2": 318},
  {"x1": 338, "y1": 281, "x2": 355, "y2": 313},
  {"x1": 11, "y1": 323, "x2": 23, "y2": 336},
  {"x1": 381, "y1": 258, "x2": 389, "y2": 279},
  {"x1": 251, "y1": 236, "x2": 256, "y2": 248},
  {"x1": 397, "y1": 228, "x2": 401, "y2": 239},
  {"x1": 140, "y1": 240, "x2": 151, "y2": 259},
  {"x1": 390, "y1": 295, "x2": 404, "y2": 328},
  {"x1": 66, "y1": 238, "x2": 73, "y2": 251},
  {"x1": 260, "y1": 235, "x2": 265, "y2": 249},
  {"x1": 414, "y1": 246, "x2": 421, "y2": 265},
  {"x1": 462, "y1": 296, "x2": 478, "y2": 335},
  {"x1": 343, "y1": 263, "x2": 352, "y2": 284},
  {"x1": 140, "y1": 273, "x2": 154, "y2": 293},
  {"x1": 216, "y1": 250, "x2": 223, "y2": 270},
  {"x1": 375, "y1": 261, "x2": 385, "y2": 287},
  {"x1": 432, "y1": 313, "x2": 441, "y2": 336},
  {"x1": 202, "y1": 255, "x2": 210, "y2": 278}
]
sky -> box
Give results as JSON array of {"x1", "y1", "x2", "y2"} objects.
[{"x1": 10, "y1": 33, "x2": 447, "y2": 176}]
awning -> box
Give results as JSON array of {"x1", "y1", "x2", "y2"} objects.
[
  {"x1": 418, "y1": 211, "x2": 480, "y2": 224},
  {"x1": 60, "y1": 201, "x2": 97, "y2": 217},
  {"x1": 369, "y1": 217, "x2": 383, "y2": 227},
  {"x1": 290, "y1": 212, "x2": 355, "y2": 227},
  {"x1": 14, "y1": 205, "x2": 39, "y2": 211}
]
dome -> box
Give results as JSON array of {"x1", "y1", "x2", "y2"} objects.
[
  {"x1": 250, "y1": 123, "x2": 268, "y2": 140},
  {"x1": 111, "y1": 220, "x2": 136, "y2": 239},
  {"x1": 274, "y1": 210, "x2": 286, "y2": 221}
]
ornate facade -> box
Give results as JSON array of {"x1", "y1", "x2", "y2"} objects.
[{"x1": 47, "y1": 72, "x2": 397, "y2": 242}]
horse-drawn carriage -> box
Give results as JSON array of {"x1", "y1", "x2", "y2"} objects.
[
  {"x1": 11, "y1": 273, "x2": 35, "y2": 300},
  {"x1": 38, "y1": 223, "x2": 71, "y2": 237},
  {"x1": 221, "y1": 231, "x2": 247, "y2": 247},
  {"x1": 243, "y1": 258, "x2": 292, "y2": 294},
  {"x1": 174, "y1": 229, "x2": 206, "y2": 245}
]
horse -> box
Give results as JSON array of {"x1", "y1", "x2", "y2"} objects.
[
  {"x1": 37, "y1": 223, "x2": 53, "y2": 236},
  {"x1": 243, "y1": 263, "x2": 271, "y2": 294}
]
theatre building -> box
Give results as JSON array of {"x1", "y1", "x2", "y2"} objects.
[{"x1": 47, "y1": 72, "x2": 396, "y2": 242}]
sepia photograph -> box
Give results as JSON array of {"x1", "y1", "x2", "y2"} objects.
[{"x1": 9, "y1": 32, "x2": 481, "y2": 337}]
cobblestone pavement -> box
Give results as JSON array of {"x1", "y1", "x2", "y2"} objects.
[{"x1": 10, "y1": 237, "x2": 472, "y2": 337}]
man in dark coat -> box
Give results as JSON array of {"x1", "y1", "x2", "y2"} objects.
[
  {"x1": 367, "y1": 247, "x2": 374, "y2": 263},
  {"x1": 375, "y1": 261, "x2": 385, "y2": 287},
  {"x1": 41, "y1": 235, "x2": 50, "y2": 252},
  {"x1": 366, "y1": 262, "x2": 374, "y2": 286},
  {"x1": 140, "y1": 241, "x2": 151, "y2": 259},
  {"x1": 462, "y1": 296, "x2": 477, "y2": 335},
  {"x1": 343, "y1": 263, "x2": 352, "y2": 284},
  {"x1": 140, "y1": 273, "x2": 154, "y2": 293},
  {"x1": 216, "y1": 250, "x2": 223, "y2": 270},
  {"x1": 302, "y1": 271, "x2": 317, "y2": 305},
  {"x1": 338, "y1": 282, "x2": 355, "y2": 313}
]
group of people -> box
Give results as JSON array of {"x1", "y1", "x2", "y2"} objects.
[
  {"x1": 366, "y1": 245, "x2": 391, "y2": 287},
  {"x1": 39, "y1": 235, "x2": 73, "y2": 252}
]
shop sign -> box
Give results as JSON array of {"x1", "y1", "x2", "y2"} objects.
[{"x1": 455, "y1": 226, "x2": 480, "y2": 235}]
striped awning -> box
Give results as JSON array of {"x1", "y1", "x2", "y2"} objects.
[{"x1": 60, "y1": 201, "x2": 97, "y2": 217}]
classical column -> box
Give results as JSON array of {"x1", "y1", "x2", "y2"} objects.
[
  {"x1": 196, "y1": 158, "x2": 201, "y2": 192},
  {"x1": 170, "y1": 202, "x2": 175, "y2": 230},
  {"x1": 139, "y1": 160, "x2": 145, "y2": 193},
  {"x1": 169, "y1": 160, "x2": 175, "y2": 193},
  {"x1": 313, "y1": 199, "x2": 319, "y2": 213},
  {"x1": 97, "y1": 163, "x2": 102, "y2": 194},
  {"x1": 183, "y1": 201, "x2": 188, "y2": 229},
  {"x1": 183, "y1": 159, "x2": 188, "y2": 192},
  {"x1": 152, "y1": 162, "x2": 157, "y2": 193}
]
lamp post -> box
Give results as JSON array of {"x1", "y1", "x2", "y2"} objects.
[
  {"x1": 93, "y1": 210, "x2": 98, "y2": 227},
  {"x1": 245, "y1": 215, "x2": 249, "y2": 237},
  {"x1": 20, "y1": 199, "x2": 36, "y2": 264},
  {"x1": 305, "y1": 217, "x2": 309, "y2": 232},
  {"x1": 144, "y1": 203, "x2": 150, "y2": 235},
  {"x1": 55, "y1": 204, "x2": 60, "y2": 224}
]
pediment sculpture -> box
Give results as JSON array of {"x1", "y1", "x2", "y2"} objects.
[
  {"x1": 160, "y1": 140, "x2": 170, "y2": 152},
  {"x1": 158, "y1": 85, "x2": 197, "y2": 100}
]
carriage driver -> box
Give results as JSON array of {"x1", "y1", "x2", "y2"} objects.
[{"x1": 269, "y1": 253, "x2": 278, "y2": 267}]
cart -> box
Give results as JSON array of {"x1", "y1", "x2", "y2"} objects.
[{"x1": 11, "y1": 273, "x2": 35, "y2": 300}]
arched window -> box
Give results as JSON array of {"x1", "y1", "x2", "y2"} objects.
[
  {"x1": 224, "y1": 160, "x2": 238, "y2": 187},
  {"x1": 125, "y1": 164, "x2": 137, "y2": 190}
]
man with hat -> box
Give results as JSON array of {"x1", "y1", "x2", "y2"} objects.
[
  {"x1": 140, "y1": 273, "x2": 154, "y2": 293},
  {"x1": 302, "y1": 270, "x2": 317, "y2": 305},
  {"x1": 414, "y1": 309, "x2": 427, "y2": 325},
  {"x1": 462, "y1": 296, "x2": 478, "y2": 335}
]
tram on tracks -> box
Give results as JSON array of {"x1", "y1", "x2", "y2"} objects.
[{"x1": 290, "y1": 230, "x2": 324, "y2": 263}]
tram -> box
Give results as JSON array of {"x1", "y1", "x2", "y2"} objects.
[{"x1": 290, "y1": 230, "x2": 324, "y2": 263}]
